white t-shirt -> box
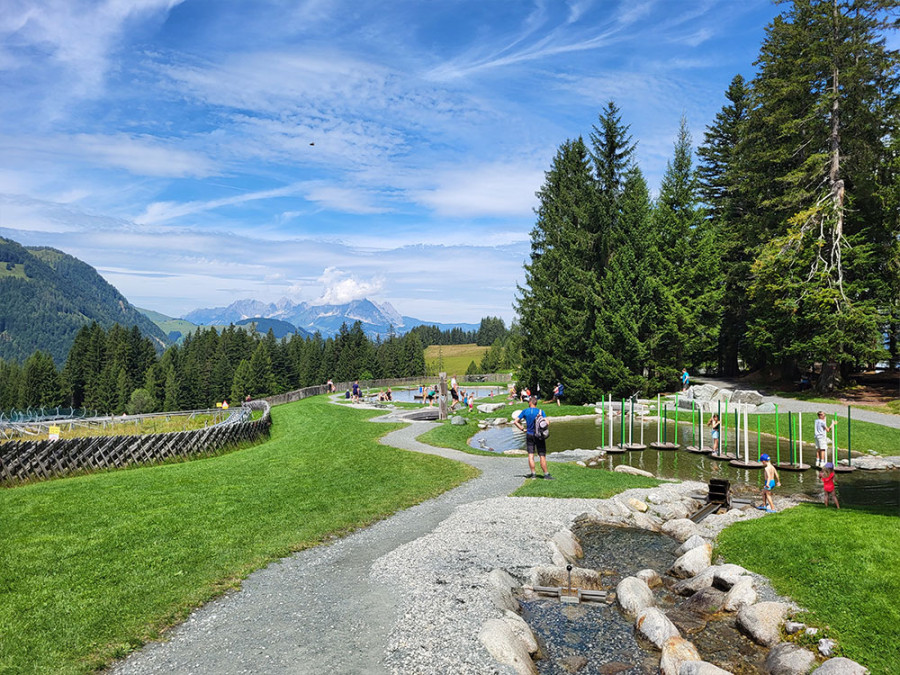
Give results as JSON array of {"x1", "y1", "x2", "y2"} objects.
[{"x1": 814, "y1": 418, "x2": 827, "y2": 439}]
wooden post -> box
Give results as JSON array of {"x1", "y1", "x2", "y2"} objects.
[{"x1": 439, "y1": 372, "x2": 448, "y2": 420}]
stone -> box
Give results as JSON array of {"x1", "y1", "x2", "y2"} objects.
[
  {"x1": 765, "y1": 642, "x2": 816, "y2": 675},
  {"x1": 713, "y1": 389, "x2": 733, "y2": 402},
  {"x1": 479, "y1": 618, "x2": 538, "y2": 675},
  {"x1": 689, "y1": 384, "x2": 719, "y2": 401},
  {"x1": 682, "y1": 587, "x2": 726, "y2": 615},
  {"x1": 784, "y1": 621, "x2": 806, "y2": 635},
  {"x1": 651, "y1": 502, "x2": 692, "y2": 521},
  {"x1": 839, "y1": 455, "x2": 900, "y2": 470},
  {"x1": 631, "y1": 511, "x2": 662, "y2": 532},
  {"x1": 672, "y1": 568, "x2": 715, "y2": 596},
  {"x1": 488, "y1": 582, "x2": 519, "y2": 612},
  {"x1": 559, "y1": 655, "x2": 589, "y2": 673},
  {"x1": 614, "y1": 464, "x2": 655, "y2": 477},
  {"x1": 669, "y1": 543, "x2": 713, "y2": 579},
  {"x1": 502, "y1": 610, "x2": 539, "y2": 655},
  {"x1": 712, "y1": 564, "x2": 750, "y2": 590},
  {"x1": 675, "y1": 535, "x2": 710, "y2": 556},
  {"x1": 805, "y1": 627, "x2": 820, "y2": 637},
  {"x1": 528, "y1": 565, "x2": 603, "y2": 591},
  {"x1": 756, "y1": 402, "x2": 776, "y2": 414},
  {"x1": 678, "y1": 662, "x2": 734, "y2": 675},
  {"x1": 635, "y1": 607, "x2": 681, "y2": 649},
  {"x1": 661, "y1": 518, "x2": 700, "y2": 543},
  {"x1": 488, "y1": 568, "x2": 518, "y2": 591},
  {"x1": 723, "y1": 577, "x2": 757, "y2": 612},
  {"x1": 635, "y1": 568, "x2": 662, "y2": 588},
  {"x1": 616, "y1": 576, "x2": 655, "y2": 615},
  {"x1": 812, "y1": 657, "x2": 870, "y2": 675},
  {"x1": 818, "y1": 638, "x2": 837, "y2": 657},
  {"x1": 659, "y1": 637, "x2": 702, "y2": 675},
  {"x1": 450, "y1": 415, "x2": 467, "y2": 425},
  {"x1": 737, "y1": 601, "x2": 790, "y2": 646},
  {"x1": 627, "y1": 497, "x2": 649, "y2": 512},
  {"x1": 731, "y1": 390, "x2": 764, "y2": 406},
  {"x1": 551, "y1": 528, "x2": 583, "y2": 562},
  {"x1": 477, "y1": 402, "x2": 505, "y2": 414}
]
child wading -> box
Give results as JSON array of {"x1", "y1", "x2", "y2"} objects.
[
  {"x1": 819, "y1": 461, "x2": 840, "y2": 509},
  {"x1": 758, "y1": 454, "x2": 781, "y2": 513},
  {"x1": 707, "y1": 414, "x2": 721, "y2": 454}
]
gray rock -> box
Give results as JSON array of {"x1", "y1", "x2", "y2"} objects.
[
  {"x1": 756, "y1": 402, "x2": 777, "y2": 414},
  {"x1": 678, "y1": 661, "x2": 734, "y2": 675},
  {"x1": 805, "y1": 626, "x2": 820, "y2": 637},
  {"x1": 765, "y1": 642, "x2": 816, "y2": 675},
  {"x1": 818, "y1": 638, "x2": 837, "y2": 657},
  {"x1": 636, "y1": 568, "x2": 662, "y2": 588},
  {"x1": 662, "y1": 518, "x2": 701, "y2": 543},
  {"x1": 669, "y1": 543, "x2": 713, "y2": 579},
  {"x1": 737, "y1": 601, "x2": 790, "y2": 646},
  {"x1": 723, "y1": 577, "x2": 756, "y2": 612},
  {"x1": 682, "y1": 587, "x2": 726, "y2": 615},
  {"x1": 616, "y1": 576, "x2": 655, "y2": 615},
  {"x1": 488, "y1": 582, "x2": 519, "y2": 612},
  {"x1": 784, "y1": 621, "x2": 806, "y2": 635},
  {"x1": 731, "y1": 390, "x2": 764, "y2": 406},
  {"x1": 713, "y1": 389, "x2": 734, "y2": 402},
  {"x1": 672, "y1": 567, "x2": 715, "y2": 596},
  {"x1": 479, "y1": 618, "x2": 538, "y2": 675},
  {"x1": 632, "y1": 510, "x2": 663, "y2": 532},
  {"x1": 488, "y1": 568, "x2": 518, "y2": 591},
  {"x1": 660, "y1": 636, "x2": 702, "y2": 675},
  {"x1": 477, "y1": 402, "x2": 506, "y2": 414},
  {"x1": 614, "y1": 464, "x2": 655, "y2": 477},
  {"x1": 628, "y1": 497, "x2": 650, "y2": 512},
  {"x1": 635, "y1": 607, "x2": 681, "y2": 649},
  {"x1": 689, "y1": 384, "x2": 719, "y2": 401},
  {"x1": 550, "y1": 528, "x2": 583, "y2": 562},
  {"x1": 713, "y1": 563, "x2": 750, "y2": 590},
  {"x1": 450, "y1": 415, "x2": 467, "y2": 425},
  {"x1": 675, "y1": 534, "x2": 710, "y2": 556},
  {"x1": 812, "y1": 657, "x2": 870, "y2": 675},
  {"x1": 839, "y1": 455, "x2": 900, "y2": 470},
  {"x1": 528, "y1": 565, "x2": 603, "y2": 591},
  {"x1": 502, "y1": 610, "x2": 539, "y2": 655}
]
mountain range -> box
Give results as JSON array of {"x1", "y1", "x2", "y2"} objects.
[{"x1": 182, "y1": 297, "x2": 479, "y2": 338}]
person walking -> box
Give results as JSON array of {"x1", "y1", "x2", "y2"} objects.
[
  {"x1": 514, "y1": 396, "x2": 552, "y2": 480},
  {"x1": 757, "y1": 454, "x2": 781, "y2": 513},
  {"x1": 681, "y1": 368, "x2": 690, "y2": 392},
  {"x1": 552, "y1": 382, "x2": 564, "y2": 406}
]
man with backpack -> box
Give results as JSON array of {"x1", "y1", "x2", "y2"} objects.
[{"x1": 514, "y1": 396, "x2": 552, "y2": 479}]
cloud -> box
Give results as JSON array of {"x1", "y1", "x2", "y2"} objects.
[
  {"x1": 410, "y1": 163, "x2": 543, "y2": 218},
  {"x1": 314, "y1": 267, "x2": 384, "y2": 305}
]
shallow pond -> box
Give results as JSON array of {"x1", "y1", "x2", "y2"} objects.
[
  {"x1": 472, "y1": 416, "x2": 900, "y2": 508},
  {"x1": 522, "y1": 522, "x2": 769, "y2": 674},
  {"x1": 385, "y1": 385, "x2": 502, "y2": 403}
]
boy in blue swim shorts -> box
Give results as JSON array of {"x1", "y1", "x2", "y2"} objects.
[{"x1": 758, "y1": 454, "x2": 781, "y2": 513}]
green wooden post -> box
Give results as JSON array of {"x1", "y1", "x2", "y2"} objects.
[
  {"x1": 664, "y1": 404, "x2": 668, "y2": 443},
  {"x1": 600, "y1": 395, "x2": 605, "y2": 447}
]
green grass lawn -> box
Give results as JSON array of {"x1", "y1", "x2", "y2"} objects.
[
  {"x1": 0, "y1": 397, "x2": 476, "y2": 674},
  {"x1": 512, "y1": 464, "x2": 661, "y2": 497},
  {"x1": 662, "y1": 407, "x2": 900, "y2": 456},
  {"x1": 717, "y1": 504, "x2": 900, "y2": 674},
  {"x1": 423, "y1": 343, "x2": 490, "y2": 375}
]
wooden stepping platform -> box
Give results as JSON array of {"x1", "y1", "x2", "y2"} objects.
[
  {"x1": 598, "y1": 445, "x2": 627, "y2": 454},
  {"x1": 777, "y1": 462, "x2": 812, "y2": 472},
  {"x1": 623, "y1": 443, "x2": 646, "y2": 451},
  {"x1": 708, "y1": 452, "x2": 737, "y2": 461},
  {"x1": 685, "y1": 445, "x2": 712, "y2": 454},
  {"x1": 649, "y1": 442, "x2": 679, "y2": 450},
  {"x1": 730, "y1": 459, "x2": 764, "y2": 469}
]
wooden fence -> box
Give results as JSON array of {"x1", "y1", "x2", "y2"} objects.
[
  {"x1": 264, "y1": 373, "x2": 513, "y2": 407},
  {"x1": 0, "y1": 401, "x2": 271, "y2": 487}
]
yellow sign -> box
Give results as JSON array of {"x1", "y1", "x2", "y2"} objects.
[{"x1": 49, "y1": 426, "x2": 60, "y2": 441}]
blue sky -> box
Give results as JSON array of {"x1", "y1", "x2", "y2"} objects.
[{"x1": 0, "y1": 0, "x2": 781, "y2": 324}]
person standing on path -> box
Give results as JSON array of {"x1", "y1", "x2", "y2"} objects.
[
  {"x1": 450, "y1": 375, "x2": 460, "y2": 411},
  {"x1": 551, "y1": 382, "x2": 564, "y2": 406},
  {"x1": 814, "y1": 411, "x2": 837, "y2": 467},
  {"x1": 514, "y1": 396, "x2": 552, "y2": 479}
]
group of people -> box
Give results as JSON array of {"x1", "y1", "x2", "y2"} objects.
[{"x1": 507, "y1": 382, "x2": 565, "y2": 406}]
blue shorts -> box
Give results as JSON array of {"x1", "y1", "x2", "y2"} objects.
[
  {"x1": 764, "y1": 479, "x2": 776, "y2": 491},
  {"x1": 711, "y1": 430, "x2": 720, "y2": 439}
]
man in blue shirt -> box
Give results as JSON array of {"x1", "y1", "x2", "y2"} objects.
[{"x1": 514, "y1": 396, "x2": 552, "y2": 479}]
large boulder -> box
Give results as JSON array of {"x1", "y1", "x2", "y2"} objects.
[
  {"x1": 764, "y1": 642, "x2": 817, "y2": 675},
  {"x1": 450, "y1": 415, "x2": 467, "y2": 425},
  {"x1": 479, "y1": 619, "x2": 538, "y2": 675},
  {"x1": 616, "y1": 576, "x2": 655, "y2": 615},
  {"x1": 477, "y1": 402, "x2": 505, "y2": 414},
  {"x1": 636, "y1": 568, "x2": 662, "y2": 588},
  {"x1": 660, "y1": 637, "x2": 702, "y2": 675},
  {"x1": 669, "y1": 543, "x2": 713, "y2": 579},
  {"x1": 672, "y1": 567, "x2": 716, "y2": 596},
  {"x1": 731, "y1": 390, "x2": 764, "y2": 406},
  {"x1": 737, "y1": 601, "x2": 790, "y2": 646},
  {"x1": 635, "y1": 607, "x2": 681, "y2": 649},
  {"x1": 675, "y1": 535, "x2": 711, "y2": 556},
  {"x1": 550, "y1": 528, "x2": 583, "y2": 562},
  {"x1": 689, "y1": 384, "x2": 719, "y2": 401},
  {"x1": 662, "y1": 518, "x2": 701, "y2": 543},
  {"x1": 723, "y1": 577, "x2": 757, "y2": 612},
  {"x1": 712, "y1": 564, "x2": 750, "y2": 590},
  {"x1": 682, "y1": 587, "x2": 726, "y2": 615},
  {"x1": 614, "y1": 464, "x2": 655, "y2": 477},
  {"x1": 713, "y1": 389, "x2": 734, "y2": 402},
  {"x1": 502, "y1": 610, "x2": 539, "y2": 655},
  {"x1": 528, "y1": 565, "x2": 603, "y2": 591},
  {"x1": 812, "y1": 657, "x2": 870, "y2": 675},
  {"x1": 631, "y1": 510, "x2": 663, "y2": 532},
  {"x1": 627, "y1": 497, "x2": 650, "y2": 512}
]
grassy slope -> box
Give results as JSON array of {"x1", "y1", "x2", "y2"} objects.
[
  {"x1": 423, "y1": 343, "x2": 489, "y2": 375},
  {"x1": 0, "y1": 397, "x2": 476, "y2": 674},
  {"x1": 717, "y1": 505, "x2": 900, "y2": 674}
]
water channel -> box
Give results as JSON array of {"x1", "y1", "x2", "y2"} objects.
[{"x1": 471, "y1": 416, "x2": 900, "y2": 508}]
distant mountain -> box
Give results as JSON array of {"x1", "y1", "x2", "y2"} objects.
[
  {"x1": 234, "y1": 317, "x2": 311, "y2": 340},
  {"x1": 182, "y1": 297, "x2": 479, "y2": 338},
  {"x1": 0, "y1": 237, "x2": 170, "y2": 365},
  {"x1": 138, "y1": 310, "x2": 311, "y2": 343}
]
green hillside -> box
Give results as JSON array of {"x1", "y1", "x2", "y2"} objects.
[{"x1": 0, "y1": 237, "x2": 170, "y2": 365}]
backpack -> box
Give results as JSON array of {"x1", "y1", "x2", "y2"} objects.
[{"x1": 535, "y1": 412, "x2": 550, "y2": 440}]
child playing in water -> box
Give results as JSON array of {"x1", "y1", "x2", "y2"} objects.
[
  {"x1": 707, "y1": 414, "x2": 721, "y2": 454},
  {"x1": 814, "y1": 411, "x2": 837, "y2": 467},
  {"x1": 758, "y1": 454, "x2": 781, "y2": 513},
  {"x1": 818, "y1": 461, "x2": 840, "y2": 509}
]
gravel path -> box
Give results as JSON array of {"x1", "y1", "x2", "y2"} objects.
[{"x1": 110, "y1": 414, "x2": 529, "y2": 675}]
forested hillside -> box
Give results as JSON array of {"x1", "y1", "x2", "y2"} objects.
[
  {"x1": 0, "y1": 237, "x2": 169, "y2": 365},
  {"x1": 519, "y1": 1, "x2": 900, "y2": 402},
  {"x1": 0, "y1": 320, "x2": 426, "y2": 414}
]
